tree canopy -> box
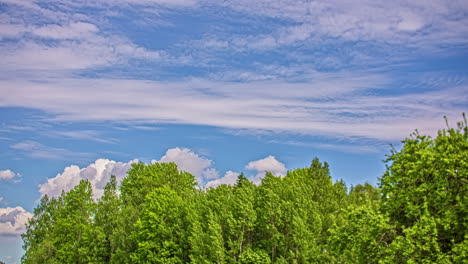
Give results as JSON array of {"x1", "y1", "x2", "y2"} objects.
[{"x1": 22, "y1": 117, "x2": 467, "y2": 263}]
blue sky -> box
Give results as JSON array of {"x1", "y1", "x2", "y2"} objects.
[{"x1": 0, "y1": 0, "x2": 467, "y2": 262}]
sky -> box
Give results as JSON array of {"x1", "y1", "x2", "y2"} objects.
[{"x1": 0, "y1": 0, "x2": 467, "y2": 262}]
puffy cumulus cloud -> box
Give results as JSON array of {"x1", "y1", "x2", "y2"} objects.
[
  {"x1": 0, "y1": 207, "x2": 33, "y2": 236},
  {"x1": 155, "y1": 147, "x2": 219, "y2": 183},
  {"x1": 38, "y1": 148, "x2": 219, "y2": 199},
  {"x1": 205, "y1": 171, "x2": 240, "y2": 188},
  {"x1": 39, "y1": 159, "x2": 137, "y2": 198},
  {"x1": 206, "y1": 156, "x2": 286, "y2": 187},
  {"x1": 245, "y1": 155, "x2": 287, "y2": 182},
  {"x1": 202, "y1": 168, "x2": 220, "y2": 180},
  {"x1": 0, "y1": 170, "x2": 20, "y2": 181}
]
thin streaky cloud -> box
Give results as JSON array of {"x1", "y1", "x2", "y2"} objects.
[
  {"x1": 268, "y1": 140, "x2": 384, "y2": 154},
  {"x1": 10, "y1": 140, "x2": 93, "y2": 160},
  {"x1": 50, "y1": 130, "x2": 119, "y2": 144},
  {"x1": 0, "y1": 76, "x2": 465, "y2": 141},
  {"x1": 208, "y1": 0, "x2": 468, "y2": 49}
]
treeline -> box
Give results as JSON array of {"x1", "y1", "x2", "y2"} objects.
[{"x1": 22, "y1": 120, "x2": 467, "y2": 264}]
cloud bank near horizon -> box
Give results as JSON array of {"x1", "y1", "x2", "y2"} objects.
[
  {"x1": 37, "y1": 148, "x2": 288, "y2": 199},
  {"x1": 0, "y1": 147, "x2": 288, "y2": 237}
]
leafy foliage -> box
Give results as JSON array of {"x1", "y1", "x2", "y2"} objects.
[
  {"x1": 22, "y1": 117, "x2": 467, "y2": 263},
  {"x1": 380, "y1": 117, "x2": 468, "y2": 262}
]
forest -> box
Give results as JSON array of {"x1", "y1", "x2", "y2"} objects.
[{"x1": 21, "y1": 119, "x2": 467, "y2": 264}]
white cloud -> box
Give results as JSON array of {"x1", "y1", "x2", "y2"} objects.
[
  {"x1": 202, "y1": 168, "x2": 220, "y2": 180},
  {"x1": 0, "y1": 23, "x2": 27, "y2": 39},
  {"x1": 268, "y1": 140, "x2": 383, "y2": 154},
  {"x1": 155, "y1": 147, "x2": 219, "y2": 183},
  {"x1": 111, "y1": 0, "x2": 199, "y2": 6},
  {"x1": 205, "y1": 170, "x2": 239, "y2": 188},
  {"x1": 0, "y1": 76, "x2": 465, "y2": 142},
  {"x1": 38, "y1": 158, "x2": 137, "y2": 198},
  {"x1": 0, "y1": 0, "x2": 466, "y2": 145},
  {"x1": 245, "y1": 155, "x2": 287, "y2": 182},
  {"x1": 32, "y1": 22, "x2": 99, "y2": 40},
  {"x1": 0, "y1": 170, "x2": 20, "y2": 181},
  {"x1": 211, "y1": 0, "x2": 468, "y2": 49},
  {"x1": 0, "y1": 36, "x2": 161, "y2": 70},
  {"x1": 50, "y1": 130, "x2": 118, "y2": 144},
  {"x1": 0, "y1": 207, "x2": 33, "y2": 236},
  {"x1": 38, "y1": 148, "x2": 220, "y2": 197},
  {"x1": 10, "y1": 140, "x2": 91, "y2": 160},
  {"x1": 396, "y1": 11, "x2": 425, "y2": 32},
  {"x1": 0, "y1": 3, "x2": 162, "y2": 71},
  {"x1": 1, "y1": 41, "x2": 108, "y2": 70}
]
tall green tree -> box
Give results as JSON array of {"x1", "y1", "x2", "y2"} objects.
[
  {"x1": 92, "y1": 175, "x2": 121, "y2": 263},
  {"x1": 256, "y1": 173, "x2": 285, "y2": 261},
  {"x1": 328, "y1": 202, "x2": 392, "y2": 263},
  {"x1": 22, "y1": 194, "x2": 62, "y2": 264},
  {"x1": 112, "y1": 162, "x2": 197, "y2": 263},
  {"x1": 230, "y1": 175, "x2": 257, "y2": 260},
  {"x1": 53, "y1": 180, "x2": 95, "y2": 263},
  {"x1": 187, "y1": 190, "x2": 226, "y2": 264},
  {"x1": 205, "y1": 184, "x2": 236, "y2": 263},
  {"x1": 23, "y1": 180, "x2": 96, "y2": 264},
  {"x1": 380, "y1": 117, "x2": 468, "y2": 261},
  {"x1": 131, "y1": 185, "x2": 189, "y2": 263}
]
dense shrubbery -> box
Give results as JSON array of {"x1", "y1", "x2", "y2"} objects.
[{"x1": 22, "y1": 119, "x2": 467, "y2": 263}]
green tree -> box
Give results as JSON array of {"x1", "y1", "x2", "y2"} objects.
[
  {"x1": 380, "y1": 117, "x2": 468, "y2": 261},
  {"x1": 381, "y1": 202, "x2": 451, "y2": 263},
  {"x1": 231, "y1": 175, "x2": 257, "y2": 260},
  {"x1": 238, "y1": 248, "x2": 271, "y2": 264},
  {"x1": 112, "y1": 162, "x2": 197, "y2": 263},
  {"x1": 131, "y1": 186, "x2": 189, "y2": 263},
  {"x1": 256, "y1": 173, "x2": 285, "y2": 261},
  {"x1": 22, "y1": 180, "x2": 96, "y2": 264},
  {"x1": 92, "y1": 175, "x2": 121, "y2": 263},
  {"x1": 328, "y1": 203, "x2": 393, "y2": 263},
  {"x1": 22, "y1": 195, "x2": 62, "y2": 264},
  {"x1": 206, "y1": 212, "x2": 226, "y2": 263},
  {"x1": 348, "y1": 183, "x2": 380, "y2": 208},
  {"x1": 205, "y1": 184, "x2": 236, "y2": 263},
  {"x1": 53, "y1": 180, "x2": 95, "y2": 263}
]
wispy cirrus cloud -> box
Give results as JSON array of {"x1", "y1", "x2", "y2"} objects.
[
  {"x1": 0, "y1": 35, "x2": 161, "y2": 71},
  {"x1": 49, "y1": 130, "x2": 118, "y2": 144},
  {"x1": 0, "y1": 74, "x2": 465, "y2": 142},
  {"x1": 267, "y1": 140, "x2": 385, "y2": 154},
  {"x1": 207, "y1": 0, "x2": 468, "y2": 49},
  {"x1": 183, "y1": 0, "x2": 468, "y2": 74},
  {"x1": 0, "y1": 0, "x2": 466, "y2": 145},
  {"x1": 10, "y1": 140, "x2": 92, "y2": 160},
  {"x1": 0, "y1": 1, "x2": 163, "y2": 72}
]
